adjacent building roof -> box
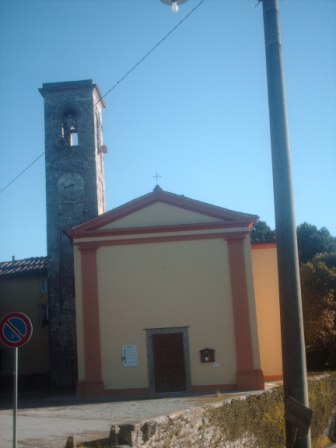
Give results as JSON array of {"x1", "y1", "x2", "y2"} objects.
[{"x1": 0, "y1": 257, "x2": 47, "y2": 278}]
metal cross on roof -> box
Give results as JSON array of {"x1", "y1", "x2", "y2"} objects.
[{"x1": 153, "y1": 172, "x2": 162, "y2": 185}]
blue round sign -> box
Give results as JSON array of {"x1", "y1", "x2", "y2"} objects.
[{"x1": 0, "y1": 313, "x2": 33, "y2": 348}]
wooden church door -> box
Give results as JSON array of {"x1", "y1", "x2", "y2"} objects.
[
  {"x1": 152, "y1": 332, "x2": 186, "y2": 393},
  {"x1": 146, "y1": 327, "x2": 191, "y2": 394}
]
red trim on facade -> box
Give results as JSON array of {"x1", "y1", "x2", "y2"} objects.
[
  {"x1": 68, "y1": 190, "x2": 258, "y2": 235},
  {"x1": 251, "y1": 243, "x2": 277, "y2": 250},
  {"x1": 264, "y1": 375, "x2": 283, "y2": 382},
  {"x1": 77, "y1": 380, "x2": 104, "y2": 397},
  {"x1": 68, "y1": 221, "x2": 253, "y2": 240},
  {"x1": 236, "y1": 369, "x2": 265, "y2": 391},
  {"x1": 73, "y1": 232, "x2": 251, "y2": 251},
  {"x1": 227, "y1": 239, "x2": 264, "y2": 390},
  {"x1": 80, "y1": 247, "x2": 103, "y2": 392}
]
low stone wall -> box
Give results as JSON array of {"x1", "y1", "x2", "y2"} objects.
[
  {"x1": 71, "y1": 400, "x2": 249, "y2": 448},
  {"x1": 73, "y1": 374, "x2": 336, "y2": 448},
  {"x1": 109, "y1": 404, "x2": 249, "y2": 448}
]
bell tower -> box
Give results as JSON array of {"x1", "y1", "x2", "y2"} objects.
[{"x1": 39, "y1": 80, "x2": 106, "y2": 388}]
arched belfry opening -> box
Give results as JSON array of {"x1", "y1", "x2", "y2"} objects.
[
  {"x1": 39, "y1": 79, "x2": 106, "y2": 389},
  {"x1": 61, "y1": 107, "x2": 79, "y2": 146}
]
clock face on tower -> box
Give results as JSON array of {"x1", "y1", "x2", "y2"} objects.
[{"x1": 58, "y1": 173, "x2": 84, "y2": 204}]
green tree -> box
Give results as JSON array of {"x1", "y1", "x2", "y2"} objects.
[
  {"x1": 314, "y1": 252, "x2": 336, "y2": 269},
  {"x1": 250, "y1": 220, "x2": 276, "y2": 243},
  {"x1": 297, "y1": 223, "x2": 336, "y2": 264},
  {"x1": 301, "y1": 258, "x2": 336, "y2": 367}
]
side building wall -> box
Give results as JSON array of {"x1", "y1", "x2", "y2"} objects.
[
  {"x1": 0, "y1": 275, "x2": 49, "y2": 389},
  {"x1": 251, "y1": 243, "x2": 283, "y2": 380}
]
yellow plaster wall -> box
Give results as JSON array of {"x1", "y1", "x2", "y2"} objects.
[
  {"x1": 0, "y1": 276, "x2": 49, "y2": 375},
  {"x1": 96, "y1": 238, "x2": 237, "y2": 390},
  {"x1": 251, "y1": 245, "x2": 283, "y2": 378}
]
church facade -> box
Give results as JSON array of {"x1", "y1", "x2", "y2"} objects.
[
  {"x1": 34, "y1": 78, "x2": 282, "y2": 394},
  {"x1": 68, "y1": 188, "x2": 282, "y2": 396}
]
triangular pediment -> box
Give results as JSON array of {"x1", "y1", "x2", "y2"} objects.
[
  {"x1": 101, "y1": 202, "x2": 224, "y2": 229},
  {"x1": 68, "y1": 189, "x2": 258, "y2": 238}
]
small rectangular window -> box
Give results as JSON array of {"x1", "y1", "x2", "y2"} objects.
[
  {"x1": 40, "y1": 279, "x2": 48, "y2": 294},
  {"x1": 71, "y1": 132, "x2": 79, "y2": 146},
  {"x1": 38, "y1": 303, "x2": 49, "y2": 327}
]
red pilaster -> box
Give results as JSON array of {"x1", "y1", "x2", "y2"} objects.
[
  {"x1": 78, "y1": 246, "x2": 104, "y2": 396},
  {"x1": 227, "y1": 237, "x2": 264, "y2": 391}
]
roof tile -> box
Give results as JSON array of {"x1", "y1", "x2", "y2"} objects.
[{"x1": 0, "y1": 257, "x2": 47, "y2": 278}]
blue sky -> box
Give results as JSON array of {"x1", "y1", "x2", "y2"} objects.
[{"x1": 0, "y1": 0, "x2": 335, "y2": 262}]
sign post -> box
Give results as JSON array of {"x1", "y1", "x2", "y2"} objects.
[
  {"x1": 0, "y1": 312, "x2": 33, "y2": 448},
  {"x1": 13, "y1": 347, "x2": 18, "y2": 448}
]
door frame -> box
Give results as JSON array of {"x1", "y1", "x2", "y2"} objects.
[{"x1": 145, "y1": 326, "x2": 192, "y2": 394}]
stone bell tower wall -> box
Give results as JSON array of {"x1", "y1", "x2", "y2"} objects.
[{"x1": 39, "y1": 80, "x2": 106, "y2": 388}]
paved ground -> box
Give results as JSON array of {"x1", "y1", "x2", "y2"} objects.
[
  {"x1": 0, "y1": 392, "x2": 237, "y2": 448},
  {"x1": 2, "y1": 389, "x2": 335, "y2": 448}
]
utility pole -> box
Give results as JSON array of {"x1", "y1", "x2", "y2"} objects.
[
  {"x1": 160, "y1": 0, "x2": 312, "y2": 445},
  {"x1": 261, "y1": 1, "x2": 311, "y2": 447}
]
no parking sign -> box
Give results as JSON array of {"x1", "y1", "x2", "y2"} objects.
[
  {"x1": 0, "y1": 312, "x2": 33, "y2": 448},
  {"x1": 0, "y1": 312, "x2": 33, "y2": 348}
]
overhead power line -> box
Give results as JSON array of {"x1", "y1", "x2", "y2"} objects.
[
  {"x1": 96, "y1": 0, "x2": 205, "y2": 105},
  {"x1": 0, "y1": 0, "x2": 205, "y2": 195},
  {"x1": 0, "y1": 152, "x2": 45, "y2": 194}
]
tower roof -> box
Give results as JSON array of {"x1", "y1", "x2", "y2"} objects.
[{"x1": 39, "y1": 79, "x2": 105, "y2": 107}]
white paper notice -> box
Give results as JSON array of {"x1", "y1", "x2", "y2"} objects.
[{"x1": 122, "y1": 345, "x2": 138, "y2": 367}]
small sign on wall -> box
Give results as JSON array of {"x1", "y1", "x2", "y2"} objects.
[
  {"x1": 200, "y1": 348, "x2": 215, "y2": 363},
  {"x1": 122, "y1": 345, "x2": 138, "y2": 367}
]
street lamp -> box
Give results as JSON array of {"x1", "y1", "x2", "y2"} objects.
[
  {"x1": 160, "y1": 0, "x2": 311, "y2": 447},
  {"x1": 160, "y1": 0, "x2": 188, "y2": 13}
]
